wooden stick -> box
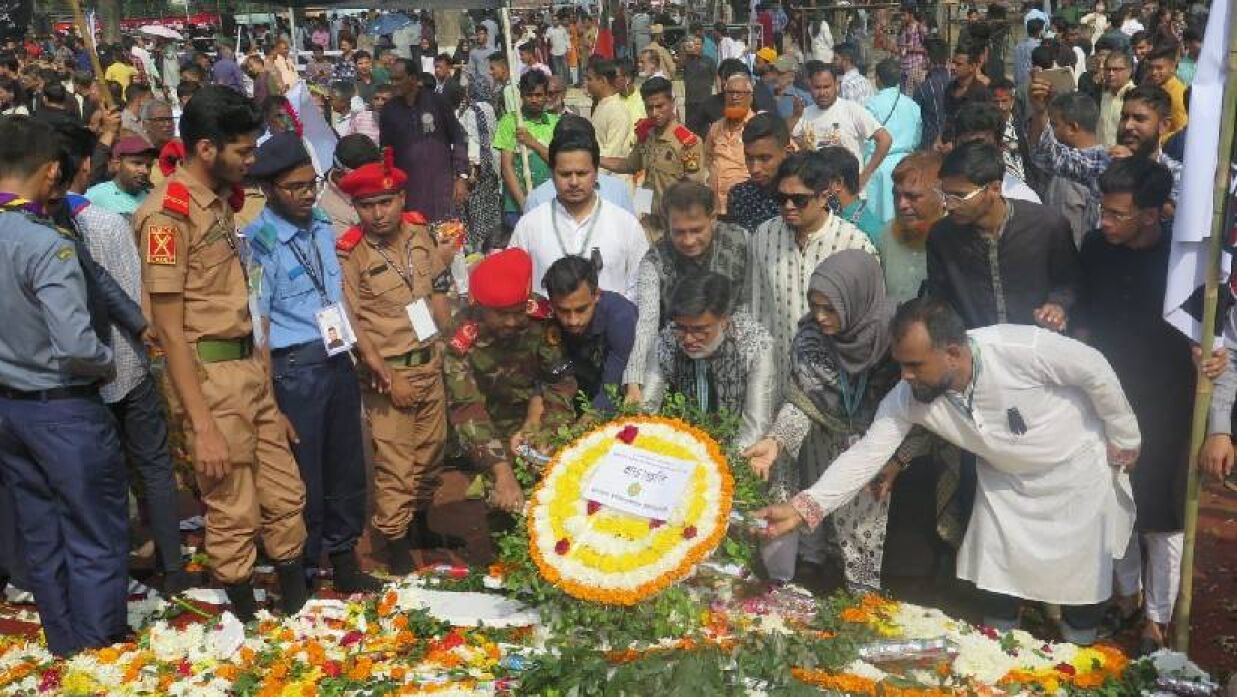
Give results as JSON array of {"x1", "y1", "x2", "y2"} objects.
[
  {"x1": 1173, "y1": 6, "x2": 1237, "y2": 654},
  {"x1": 66, "y1": 0, "x2": 115, "y2": 111},
  {"x1": 500, "y1": 5, "x2": 534, "y2": 195}
]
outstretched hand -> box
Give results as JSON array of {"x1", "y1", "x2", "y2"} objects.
[{"x1": 752, "y1": 503, "x2": 804, "y2": 539}]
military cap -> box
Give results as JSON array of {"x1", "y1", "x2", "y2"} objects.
[
  {"x1": 249, "y1": 132, "x2": 312, "y2": 181},
  {"x1": 338, "y1": 147, "x2": 407, "y2": 200},
  {"x1": 470, "y1": 248, "x2": 533, "y2": 309}
]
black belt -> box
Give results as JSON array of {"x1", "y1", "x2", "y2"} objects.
[
  {"x1": 271, "y1": 340, "x2": 341, "y2": 367},
  {"x1": 0, "y1": 384, "x2": 99, "y2": 401}
]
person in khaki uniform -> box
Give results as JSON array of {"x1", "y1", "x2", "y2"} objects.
[
  {"x1": 601, "y1": 76, "x2": 707, "y2": 238},
  {"x1": 135, "y1": 86, "x2": 308, "y2": 621},
  {"x1": 335, "y1": 154, "x2": 458, "y2": 575}
]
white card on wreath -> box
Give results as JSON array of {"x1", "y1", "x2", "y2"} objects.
[{"x1": 583, "y1": 443, "x2": 694, "y2": 520}]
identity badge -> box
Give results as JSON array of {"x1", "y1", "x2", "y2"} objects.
[{"x1": 316, "y1": 303, "x2": 356, "y2": 356}]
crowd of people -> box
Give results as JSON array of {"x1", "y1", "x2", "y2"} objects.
[{"x1": 0, "y1": 0, "x2": 1228, "y2": 667}]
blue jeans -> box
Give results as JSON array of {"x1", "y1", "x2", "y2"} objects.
[
  {"x1": 271, "y1": 343, "x2": 367, "y2": 571},
  {"x1": 0, "y1": 394, "x2": 128, "y2": 656}
]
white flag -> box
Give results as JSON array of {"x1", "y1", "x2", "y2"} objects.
[{"x1": 1163, "y1": 1, "x2": 1234, "y2": 341}]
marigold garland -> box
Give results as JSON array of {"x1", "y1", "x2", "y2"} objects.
[{"x1": 527, "y1": 416, "x2": 734, "y2": 605}]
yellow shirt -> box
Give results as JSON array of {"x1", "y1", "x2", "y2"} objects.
[
  {"x1": 1160, "y1": 76, "x2": 1189, "y2": 144},
  {"x1": 104, "y1": 62, "x2": 138, "y2": 97},
  {"x1": 620, "y1": 89, "x2": 646, "y2": 122}
]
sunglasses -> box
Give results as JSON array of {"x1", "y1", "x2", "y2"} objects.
[{"x1": 773, "y1": 191, "x2": 819, "y2": 208}]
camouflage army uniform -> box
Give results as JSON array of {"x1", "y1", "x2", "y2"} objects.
[{"x1": 443, "y1": 302, "x2": 579, "y2": 470}]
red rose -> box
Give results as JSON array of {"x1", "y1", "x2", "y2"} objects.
[
  {"x1": 555, "y1": 538, "x2": 570, "y2": 555},
  {"x1": 683, "y1": 526, "x2": 698, "y2": 539},
  {"x1": 616, "y1": 425, "x2": 639, "y2": 444},
  {"x1": 587, "y1": 500, "x2": 601, "y2": 515}
]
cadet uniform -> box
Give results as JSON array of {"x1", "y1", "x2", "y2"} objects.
[
  {"x1": 335, "y1": 160, "x2": 453, "y2": 569},
  {"x1": 0, "y1": 197, "x2": 127, "y2": 656},
  {"x1": 245, "y1": 133, "x2": 380, "y2": 593},
  {"x1": 135, "y1": 167, "x2": 307, "y2": 613},
  {"x1": 444, "y1": 249, "x2": 579, "y2": 471},
  {"x1": 625, "y1": 119, "x2": 706, "y2": 240}
]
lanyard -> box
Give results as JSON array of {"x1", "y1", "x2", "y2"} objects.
[
  {"x1": 550, "y1": 197, "x2": 602, "y2": 259},
  {"x1": 846, "y1": 199, "x2": 867, "y2": 225},
  {"x1": 945, "y1": 339, "x2": 982, "y2": 420},
  {"x1": 369, "y1": 233, "x2": 419, "y2": 294},
  {"x1": 694, "y1": 360, "x2": 710, "y2": 413},
  {"x1": 287, "y1": 226, "x2": 330, "y2": 306},
  {"x1": 835, "y1": 364, "x2": 870, "y2": 424}
]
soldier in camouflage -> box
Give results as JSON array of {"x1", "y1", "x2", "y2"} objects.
[{"x1": 443, "y1": 248, "x2": 578, "y2": 512}]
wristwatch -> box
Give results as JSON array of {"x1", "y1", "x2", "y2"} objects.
[{"x1": 457, "y1": 172, "x2": 470, "y2": 181}]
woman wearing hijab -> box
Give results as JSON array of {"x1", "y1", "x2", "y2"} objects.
[
  {"x1": 744, "y1": 250, "x2": 925, "y2": 592},
  {"x1": 623, "y1": 182, "x2": 751, "y2": 403}
]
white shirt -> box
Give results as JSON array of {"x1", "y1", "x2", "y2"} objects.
[
  {"x1": 719, "y1": 36, "x2": 745, "y2": 61},
  {"x1": 811, "y1": 20, "x2": 834, "y2": 63},
  {"x1": 547, "y1": 25, "x2": 571, "y2": 56},
  {"x1": 796, "y1": 325, "x2": 1139, "y2": 605},
  {"x1": 792, "y1": 98, "x2": 883, "y2": 167},
  {"x1": 747, "y1": 214, "x2": 876, "y2": 398},
  {"x1": 508, "y1": 196, "x2": 649, "y2": 302}
]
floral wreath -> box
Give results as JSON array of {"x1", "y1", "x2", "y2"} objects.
[{"x1": 527, "y1": 416, "x2": 734, "y2": 605}]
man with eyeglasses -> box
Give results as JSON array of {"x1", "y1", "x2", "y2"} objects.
[
  {"x1": 245, "y1": 133, "x2": 383, "y2": 596},
  {"x1": 924, "y1": 140, "x2": 1080, "y2": 333},
  {"x1": 1096, "y1": 52, "x2": 1135, "y2": 148},
  {"x1": 705, "y1": 72, "x2": 758, "y2": 215}
]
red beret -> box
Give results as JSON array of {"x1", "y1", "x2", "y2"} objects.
[
  {"x1": 471, "y1": 248, "x2": 533, "y2": 309},
  {"x1": 338, "y1": 147, "x2": 408, "y2": 200}
]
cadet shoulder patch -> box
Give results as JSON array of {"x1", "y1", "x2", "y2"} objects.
[
  {"x1": 146, "y1": 225, "x2": 177, "y2": 265},
  {"x1": 402, "y1": 210, "x2": 428, "y2": 226},
  {"x1": 527, "y1": 297, "x2": 554, "y2": 320},
  {"x1": 450, "y1": 321, "x2": 480, "y2": 355},
  {"x1": 162, "y1": 182, "x2": 191, "y2": 218},
  {"x1": 673, "y1": 125, "x2": 700, "y2": 148},
  {"x1": 336, "y1": 226, "x2": 363, "y2": 253},
  {"x1": 251, "y1": 223, "x2": 278, "y2": 254},
  {"x1": 634, "y1": 117, "x2": 657, "y2": 143}
]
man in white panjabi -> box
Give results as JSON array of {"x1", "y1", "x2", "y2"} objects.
[{"x1": 757, "y1": 297, "x2": 1140, "y2": 645}]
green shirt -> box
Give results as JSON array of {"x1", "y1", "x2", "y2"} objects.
[
  {"x1": 841, "y1": 199, "x2": 885, "y2": 245},
  {"x1": 492, "y1": 110, "x2": 560, "y2": 212}
]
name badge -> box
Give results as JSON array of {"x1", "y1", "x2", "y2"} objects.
[
  {"x1": 315, "y1": 303, "x2": 356, "y2": 356},
  {"x1": 406, "y1": 298, "x2": 438, "y2": 341}
]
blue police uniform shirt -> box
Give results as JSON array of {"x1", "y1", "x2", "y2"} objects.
[
  {"x1": 246, "y1": 206, "x2": 345, "y2": 350},
  {"x1": 0, "y1": 209, "x2": 113, "y2": 390}
]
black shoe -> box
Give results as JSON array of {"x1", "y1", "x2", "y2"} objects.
[
  {"x1": 330, "y1": 551, "x2": 384, "y2": 594},
  {"x1": 224, "y1": 582, "x2": 258, "y2": 623},
  {"x1": 274, "y1": 559, "x2": 309, "y2": 616},
  {"x1": 386, "y1": 535, "x2": 414, "y2": 576},
  {"x1": 160, "y1": 569, "x2": 199, "y2": 596},
  {"x1": 407, "y1": 514, "x2": 466, "y2": 551}
]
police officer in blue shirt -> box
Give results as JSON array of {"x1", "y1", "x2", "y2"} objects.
[
  {"x1": 541, "y1": 255, "x2": 637, "y2": 416},
  {"x1": 246, "y1": 133, "x2": 383, "y2": 594},
  {"x1": 0, "y1": 116, "x2": 128, "y2": 656}
]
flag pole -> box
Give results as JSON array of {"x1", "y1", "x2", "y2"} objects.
[
  {"x1": 67, "y1": 0, "x2": 115, "y2": 111},
  {"x1": 1174, "y1": 8, "x2": 1237, "y2": 653},
  {"x1": 500, "y1": 4, "x2": 535, "y2": 194}
]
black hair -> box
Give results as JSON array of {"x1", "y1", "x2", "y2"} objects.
[
  {"x1": 41, "y1": 81, "x2": 67, "y2": 106},
  {"x1": 435, "y1": 53, "x2": 453, "y2": 65},
  {"x1": 0, "y1": 115, "x2": 62, "y2": 179},
  {"x1": 1146, "y1": 43, "x2": 1179, "y2": 63},
  {"x1": 925, "y1": 36, "x2": 949, "y2": 65},
  {"x1": 661, "y1": 180, "x2": 715, "y2": 217},
  {"x1": 1130, "y1": 30, "x2": 1152, "y2": 46},
  {"x1": 775, "y1": 151, "x2": 832, "y2": 193},
  {"x1": 353, "y1": 49, "x2": 372, "y2": 62},
  {"x1": 615, "y1": 57, "x2": 638, "y2": 78},
  {"x1": 1026, "y1": 17, "x2": 1045, "y2": 35},
  {"x1": 640, "y1": 75, "x2": 674, "y2": 100},
  {"x1": 1050, "y1": 92, "x2": 1100, "y2": 132},
  {"x1": 818, "y1": 145, "x2": 861, "y2": 194},
  {"x1": 331, "y1": 80, "x2": 356, "y2": 98},
  {"x1": 988, "y1": 75, "x2": 1015, "y2": 93},
  {"x1": 1098, "y1": 157, "x2": 1173, "y2": 210},
  {"x1": 1094, "y1": 36, "x2": 1120, "y2": 53},
  {"x1": 717, "y1": 57, "x2": 751, "y2": 80},
  {"x1": 1183, "y1": 25, "x2": 1203, "y2": 44},
  {"x1": 1124, "y1": 84, "x2": 1172, "y2": 118},
  {"x1": 804, "y1": 59, "x2": 838, "y2": 80},
  {"x1": 518, "y1": 68, "x2": 549, "y2": 93},
  {"x1": 176, "y1": 80, "x2": 200, "y2": 101},
  {"x1": 1031, "y1": 42, "x2": 1057, "y2": 69},
  {"x1": 891, "y1": 296, "x2": 967, "y2": 348},
  {"x1": 874, "y1": 58, "x2": 901, "y2": 89},
  {"x1": 588, "y1": 57, "x2": 618, "y2": 82},
  {"x1": 334, "y1": 133, "x2": 381, "y2": 169},
  {"x1": 180, "y1": 85, "x2": 264, "y2": 154},
  {"x1": 742, "y1": 111, "x2": 789, "y2": 147},
  {"x1": 833, "y1": 41, "x2": 860, "y2": 67},
  {"x1": 548, "y1": 131, "x2": 600, "y2": 169},
  {"x1": 48, "y1": 118, "x2": 95, "y2": 188},
  {"x1": 488, "y1": 52, "x2": 508, "y2": 66},
  {"x1": 543, "y1": 255, "x2": 599, "y2": 298},
  {"x1": 939, "y1": 140, "x2": 1005, "y2": 186},
  {"x1": 554, "y1": 113, "x2": 596, "y2": 140},
  {"x1": 953, "y1": 101, "x2": 1005, "y2": 143},
  {"x1": 668, "y1": 273, "x2": 733, "y2": 319}
]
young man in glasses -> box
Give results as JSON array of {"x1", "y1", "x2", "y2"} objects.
[{"x1": 246, "y1": 132, "x2": 383, "y2": 595}]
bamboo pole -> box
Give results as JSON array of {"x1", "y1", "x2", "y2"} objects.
[
  {"x1": 500, "y1": 5, "x2": 535, "y2": 195},
  {"x1": 1173, "y1": 8, "x2": 1237, "y2": 654},
  {"x1": 67, "y1": 0, "x2": 115, "y2": 111}
]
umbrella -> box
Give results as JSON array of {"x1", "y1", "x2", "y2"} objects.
[
  {"x1": 139, "y1": 25, "x2": 183, "y2": 40},
  {"x1": 366, "y1": 12, "x2": 413, "y2": 37}
]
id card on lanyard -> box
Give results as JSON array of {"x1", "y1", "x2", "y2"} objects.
[
  {"x1": 371, "y1": 236, "x2": 438, "y2": 342},
  {"x1": 289, "y1": 228, "x2": 356, "y2": 356}
]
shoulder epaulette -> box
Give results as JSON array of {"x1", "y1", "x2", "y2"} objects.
[
  {"x1": 336, "y1": 226, "x2": 363, "y2": 253},
  {"x1": 403, "y1": 210, "x2": 428, "y2": 225},
  {"x1": 527, "y1": 296, "x2": 554, "y2": 320},
  {"x1": 311, "y1": 207, "x2": 329, "y2": 223},
  {"x1": 449, "y1": 321, "x2": 480, "y2": 355},
  {"x1": 635, "y1": 118, "x2": 657, "y2": 143},
  {"x1": 673, "y1": 125, "x2": 699, "y2": 147},
  {"x1": 162, "y1": 182, "x2": 190, "y2": 218},
  {"x1": 251, "y1": 223, "x2": 277, "y2": 254}
]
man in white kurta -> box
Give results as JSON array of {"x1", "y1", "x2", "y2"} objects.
[{"x1": 759, "y1": 302, "x2": 1139, "y2": 644}]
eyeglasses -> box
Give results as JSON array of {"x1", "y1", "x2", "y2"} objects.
[
  {"x1": 145, "y1": 116, "x2": 174, "y2": 123},
  {"x1": 773, "y1": 191, "x2": 818, "y2": 209},
  {"x1": 723, "y1": 89, "x2": 753, "y2": 97},
  {"x1": 936, "y1": 186, "x2": 986, "y2": 206},
  {"x1": 1099, "y1": 207, "x2": 1136, "y2": 221},
  {"x1": 277, "y1": 176, "x2": 324, "y2": 195},
  {"x1": 671, "y1": 322, "x2": 718, "y2": 341}
]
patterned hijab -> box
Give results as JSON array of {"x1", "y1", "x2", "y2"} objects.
[{"x1": 806, "y1": 250, "x2": 893, "y2": 375}]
